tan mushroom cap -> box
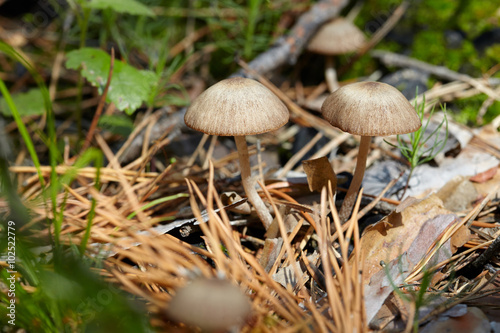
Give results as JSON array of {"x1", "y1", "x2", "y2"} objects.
[
  {"x1": 166, "y1": 278, "x2": 252, "y2": 331},
  {"x1": 307, "y1": 17, "x2": 366, "y2": 55},
  {"x1": 321, "y1": 81, "x2": 422, "y2": 136},
  {"x1": 184, "y1": 77, "x2": 289, "y2": 136}
]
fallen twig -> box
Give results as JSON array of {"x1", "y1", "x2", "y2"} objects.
[
  {"x1": 462, "y1": 232, "x2": 500, "y2": 275},
  {"x1": 339, "y1": 0, "x2": 410, "y2": 76},
  {"x1": 371, "y1": 50, "x2": 500, "y2": 100},
  {"x1": 236, "y1": 0, "x2": 350, "y2": 76},
  {"x1": 81, "y1": 48, "x2": 115, "y2": 152}
]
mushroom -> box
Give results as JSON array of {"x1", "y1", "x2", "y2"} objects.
[
  {"x1": 321, "y1": 81, "x2": 421, "y2": 222},
  {"x1": 184, "y1": 77, "x2": 289, "y2": 228},
  {"x1": 307, "y1": 17, "x2": 365, "y2": 92},
  {"x1": 166, "y1": 277, "x2": 252, "y2": 331}
]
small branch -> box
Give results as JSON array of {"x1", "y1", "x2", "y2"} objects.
[
  {"x1": 81, "y1": 48, "x2": 115, "y2": 152},
  {"x1": 371, "y1": 50, "x2": 500, "y2": 101},
  {"x1": 338, "y1": 0, "x2": 410, "y2": 76},
  {"x1": 236, "y1": 0, "x2": 350, "y2": 76},
  {"x1": 465, "y1": 233, "x2": 500, "y2": 274}
]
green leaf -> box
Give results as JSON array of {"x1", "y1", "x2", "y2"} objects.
[
  {"x1": 87, "y1": 0, "x2": 155, "y2": 16},
  {"x1": 0, "y1": 88, "x2": 45, "y2": 117},
  {"x1": 66, "y1": 48, "x2": 158, "y2": 114}
]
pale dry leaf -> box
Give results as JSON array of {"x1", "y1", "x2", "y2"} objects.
[
  {"x1": 365, "y1": 253, "x2": 410, "y2": 324},
  {"x1": 302, "y1": 156, "x2": 337, "y2": 193},
  {"x1": 360, "y1": 194, "x2": 455, "y2": 285},
  {"x1": 259, "y1": 237, "x2": 283, "y2": 273},
  {"x1": 436, "y1": 176, "x2": 478, "y2": 212}
]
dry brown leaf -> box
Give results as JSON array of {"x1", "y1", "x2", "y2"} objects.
[
  {"x1": 361, "y1": 194, "x2": 465, "y2": 325},
  {"x1": 220, "y1": 191, "x2": 252, "y2": 214},
  {"x1": 360, "y1": 194, "x2": 456, "y2": 285},
  {"x1": 450, "y1": 225, "x2": 471, "y2": 253},
  {"x1": 470, "y1": 166, "x2": 498, "y2": 183},
  {"x1": 472, "y1": 168, "x2": 500, "y2": 199},
  {"x1": 302, "y1": 156, "x2": 337, "y2": 193}
]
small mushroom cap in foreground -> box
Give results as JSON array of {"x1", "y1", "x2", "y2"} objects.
[
  {"x1": 307, "y1": 17, "x2": 366, "y2": 55},
  {"x1": 184, "y1": 77, "x2": 289, "y2": 136},
  {"x1": 321, "y1": 81, "x2": 422, "y2": 136},
  {"x1": 166, "y1": 278, "x2": 252, "y2": 331}
]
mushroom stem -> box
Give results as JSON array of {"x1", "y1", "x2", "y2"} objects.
[
  {"x1": 325, "y1": 56, "x2": 339, "y2": 92},
  {"x1": 234, "y1": 136, "x2": 273, "y2": 228},
  {"x1": 338, "y1": 135, "x2": 371, "y2": 222}
]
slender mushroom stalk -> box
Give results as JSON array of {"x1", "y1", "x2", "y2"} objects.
[
  {"x1": 184, "y1": 77, "x2": 289, "y2": 229},
  {"x1": 324, "y1": 56, "x2": 339, "y2": 92},
  {"x1": 321, "y1": 82, "x2": 421, "y2": 223},
  {"x1": 338, "y1": 135, "x2": 370, "y2": 222},
  {"x1": 234, "y1": 136, "x2": 273, "y2": 228}
]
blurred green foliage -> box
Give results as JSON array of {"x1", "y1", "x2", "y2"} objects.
[
  {"x1": 354, "y1": 0, "x2": 500, "y2": 125},
  {"x1": 453, "y1": 95, "x2": 500, "y2": 126},
  {"x1": 0, "y1": 89, "x2": 45, "y2": 117},
  {"x1": 356, "y1": 0, "x2": 500, "y2": 76}
]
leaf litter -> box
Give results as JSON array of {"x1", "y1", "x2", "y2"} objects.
[
  {"x1": 4, "y1": 73, "x2": 500, "y2": 331},
  {"x1": 2, "y1": 2, "x2": 500, "y2": 332}
]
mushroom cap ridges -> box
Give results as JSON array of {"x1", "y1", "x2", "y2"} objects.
[
  {"x1": 184, "y1": 77, "x2": 289, "y2": 136},
  {"x1": 321, "y1": 81, "x2": 421, "y2": 136},
  {"x1": 307, "y1": 17, "x2": 366, "y2": 55}
]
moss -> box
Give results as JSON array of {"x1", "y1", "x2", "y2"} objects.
[
  {"x1": 452, "y1": 95, "x2": 500, "y2": 126},
  {"x1": 485, "y1": 45, "x2": 500, "y2": 73},
  {"x1": 456, "y1": 1, "x2": 500, "y2": 37},
  {"x1": 411, "y1": 0, "x2": 458, "y2": 29},
  {"x1": 355, "y1": 0, "x2": 498, "y2": 75},
  {"x1": 345, "y1": 54, "x2": 378, "y2": 80}
]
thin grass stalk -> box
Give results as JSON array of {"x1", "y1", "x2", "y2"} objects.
[
  {"x1": 241, "y1": 252, "x2": 302, "y2": 323},
  {"x1": 318, "y1": 187, "x2": 344, "y2": 329},
  {"x1": 259, "y1": 181, "x2": 305, "y2": 290},
  {"x1": 327, "y1": 189, "x2": 347, "y2": 290},
  {"x1": 191, "y1": 179, "x2": 248, "y2": 282},
  {"x1": 206, "y1": 187, "x2": 255, "y2": 284},
  {"x1": 204, "y1": 166, "x2": 223, "y2": 256},
  {"x1": 0, "y1": 79, "x2": 43, "y2": 184},
  {"x1": 268, "y1": 219, "x2": 304, "y2": 276},
  {"x1": 209, "y1": 187, "x2": 262, "y2": 286},
  {"x1": 331, "y1": 183, "x2": 364, "y2": 332},
  {"x1": 339, "y1": 192, "x2": 364, "y2": 319},
  {"x1": 186, "y1": 179, "x2": 226, "y2": 269},
  {"x1": 345, "y1": 189, "x2": 364, "y2": 331},
  {"x1": 0, "y1": 44, "x2": 59, "y2": 239},
  {"x1": 353, "y1": 206, "x2": 366, "y2": 331},
  {"x1": 238, "y1": 247, "x2": 305, "y2": 322},
  {"x1": 308, "y1": 302, "x2": 330, "y2": 333},
  {"x1": 96, "y1": 135, "x2": 148, "y2": 223},
  {"x1": 79, "y1": 152, "x2": 102, "y2": 255}
]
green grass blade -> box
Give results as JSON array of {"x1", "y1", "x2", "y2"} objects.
[
  {"x1": 127, "y1": 193, "x2": 189, "y2": 219},
  {"x1": 0, "y1": 79, "x2": 44, "y2": 186}
]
